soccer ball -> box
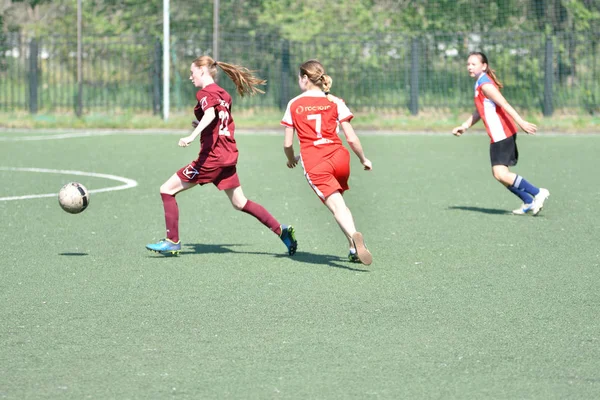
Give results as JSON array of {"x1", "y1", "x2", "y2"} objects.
[{"x1": 58, "y1": 182, "x2": 90, "y2": 214}]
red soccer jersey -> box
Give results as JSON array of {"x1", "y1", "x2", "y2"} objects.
[
  {"x1": 474, "y1": 73, "x2": 517, "y2": 143},
  {"x1": 193, "y1": 83, "x2": 238, "y2": 167},
  {"x1": 281, "y1": 91, "x2": 353, "y2": 172}
]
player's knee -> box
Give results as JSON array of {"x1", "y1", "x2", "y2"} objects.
[
  {"x1": 159, "y1": 184, "x2": 171, "y2": 194},
  {"x1": 231, "y1": 199, "x2": 246, "y2": 211},
  {"x1": 492, "y1": 169, "x2": 505, "y2": 182}
]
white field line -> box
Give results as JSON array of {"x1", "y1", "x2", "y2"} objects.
[
  {"x1": 0, "y1": 130, "x2": 182, "y2": 141},
  {"x1": 0, "y1": 167, "x2": 138, "y2": 201}
]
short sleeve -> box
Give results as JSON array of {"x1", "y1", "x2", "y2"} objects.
[
  {"x1": 334, "y1": 97, "x2": 353, "y2": 123},
  {"x1": 281, "y1": 100, "x2": 294, "y2": 128},
  {"x1": 196, "y1": 91, "x2": 219, "y2": 112}
]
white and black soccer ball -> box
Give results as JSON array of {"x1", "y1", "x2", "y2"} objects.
[{"x1": 58, "y1": 182, "x2": 90, "y2": 214}]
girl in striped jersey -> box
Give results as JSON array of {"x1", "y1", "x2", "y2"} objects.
[{"x1": 452, "y1": 52, "x2": 549, "y2": 215}]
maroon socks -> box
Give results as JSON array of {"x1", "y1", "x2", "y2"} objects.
[
  {"x1": 161, "y1": 193, "x2": 180, "y2": 242},
  {"x1": 241, "y1": 200, "x2": 282, "y2": 236}
]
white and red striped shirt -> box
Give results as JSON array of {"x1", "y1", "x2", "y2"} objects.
[{"x1": 474, "y1": 73, "x2": 517, "y2": 143}]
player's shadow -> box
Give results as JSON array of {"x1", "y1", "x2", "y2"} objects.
[
  {"x1": 181, "y1": 243, "x2": 368, "y2": 272},
  {"x1": 59, "y1": 252, "x2": 89, "y2": 256},
  {"x1": 279, "y1": 251, "x2": 368, "y2": 272},
  {"x1": 448, "y1": 205, "x2": 510, "y2": 215},
  {"x1": 181, "y1": 243, "x2": 242, "y2": 255}
]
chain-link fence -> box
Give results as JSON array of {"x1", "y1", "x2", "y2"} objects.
[{"x1": 1, "y1": 30, "x2": 598, "y2": 115}]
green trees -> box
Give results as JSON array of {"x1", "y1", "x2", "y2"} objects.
[
  {"x1": 2, "y1": 0, "x2": 598, "y2": 39},
  {"x1": 1, "y1": 0, "x2": 597, "y2": 114}
]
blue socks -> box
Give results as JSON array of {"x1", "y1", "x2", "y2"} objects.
[
  {"x1": 508, "y1": 175, "x2": 540, "y2": 204},
  {"x1": 507, "y1": 185, "x2": 533, "y2": 204}
]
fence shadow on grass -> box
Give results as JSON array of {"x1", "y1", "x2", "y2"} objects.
[
  {"x1": 448, "y1": 206, "x2": 510, "y2": 215},
  {"x1": 180, "y1": 243, "x2": 368, "y2": 272}
]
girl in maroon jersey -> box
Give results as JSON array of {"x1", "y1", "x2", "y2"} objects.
[
  {"x1": 452, "y1": 52, "x2": 549, "y2": 216},
  {"x1": 146, "y1": 55, "x2": 297, "y2": 256}
]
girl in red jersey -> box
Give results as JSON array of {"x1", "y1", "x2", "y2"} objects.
[
  {"x1": 281, "y1": 59, "x2": 373, "y2": 265},
  {"x1": 146, "y1": 55, "x2": 297, "y2": 256},
  {"x1": 452, "y1": 52, "x2": 549, "y2": 216}
]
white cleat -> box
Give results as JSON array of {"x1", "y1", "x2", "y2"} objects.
[
  {"x1": 351, "y1": 232, "x2": 372, "y2": 266},
  {"x1": 512, "y1": 202, "x2": 533, "y2": 215},
  {"x1": 532, "y1": 188, "x2": 550, "y2": 216}
]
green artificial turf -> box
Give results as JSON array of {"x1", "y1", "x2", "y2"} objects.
[{"x1": 1, "y1": 130, "x2": 599, "y2": 399}]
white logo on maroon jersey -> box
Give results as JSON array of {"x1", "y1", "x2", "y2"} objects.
[
  {"x1": 200, "y1": 96, "x2": 208, "y2": 110},
  {"x1": 183, "y1": 165, "x2": 199, "y2": 179}
]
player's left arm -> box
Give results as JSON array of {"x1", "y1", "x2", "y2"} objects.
[
  {"x1": 179, "y1": 107, "x2": 217, "y2": 147},
  {"x1": 283, "y1": 127, "x2": 299, "y2": 168},
  {"x1": 340, "y1": 121, "x2": 372, "y2": 171},
  {"x1": 482, "y1": 84, "x2": 537, "y2": 135}
]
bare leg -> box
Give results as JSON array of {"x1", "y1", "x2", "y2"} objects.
[
  {"x1": 324, "y1": 192, "x2": 356, "y2": 239},
  {"x1": 224, "y1": 186, "x2": 248, "y2": 210},
  {"x1": 160, "y1": 173, "x2": 197, "y2": 195},
  {"x1": 491, "y1": 165, "x2": 517, "y2": 187},
  {"x1": 333, "y1": 207, "x2": 356, "y2": 249},
  {"x1": 324, "y1": 192, "x2": 371, "y2": 265}
]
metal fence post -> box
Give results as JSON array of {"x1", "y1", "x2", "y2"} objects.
[
  {"x1": 153, "y1": 39, "x2": 162, "y2": 115},
  {"x1": 543, "y1": 37, "x2": 554, "y2": 117},
  {"x1": 279, "y1": 39, "x2": 290, "y2": 110},
  {"x1": 409, "y1": 37, "x2": 419, "y2": 116},
  {"x1": 28, "y1": 38, "x2": 38, "y2": 114}
]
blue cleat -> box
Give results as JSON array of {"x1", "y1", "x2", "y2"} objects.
[
  {"x1": 280, "y1": 225, "x2": 297, "y2": 256},
  {"x1": 146, "y1": 238, "x2": 181, "y2": 255}
]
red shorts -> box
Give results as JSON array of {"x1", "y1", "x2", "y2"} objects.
[
  {"x1": 304, "y1": 147, "x2": 350, "y2": 201},
  {"x1": 177, "y1": 162, "x2": 240, "y2": 190}
]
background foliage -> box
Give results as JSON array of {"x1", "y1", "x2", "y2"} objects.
[
  {"x1": 1, "y1": 0, "x2": 599, "y2": 116},
  {"x1": 5, "y1": 0, "x2": 598, "y2": 37}
]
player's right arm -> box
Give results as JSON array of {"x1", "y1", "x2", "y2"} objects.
[
  {"x1": 179, "y1": 107, "x2": 216, "y2": 147},
  {"x1": 283, "y1": 127, "x2": 300, "y2": 168},
  {"x1": 340, "y1": 121, "x2": 372, "y2": 171},
  {"x1": 452, "y1": 110, "x2": 481, "y2": 136},
  {"x1": 281, "y1": 100, "x2": 300, "y2": 168}
]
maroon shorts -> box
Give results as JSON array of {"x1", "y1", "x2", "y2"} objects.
[{"x1": 176, "y1": 163, "x2": 240, "y2": 190}]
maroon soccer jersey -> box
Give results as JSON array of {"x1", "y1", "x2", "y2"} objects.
[{"x1": 193, "y1": 83, "x2": 238, "y2": 167}]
